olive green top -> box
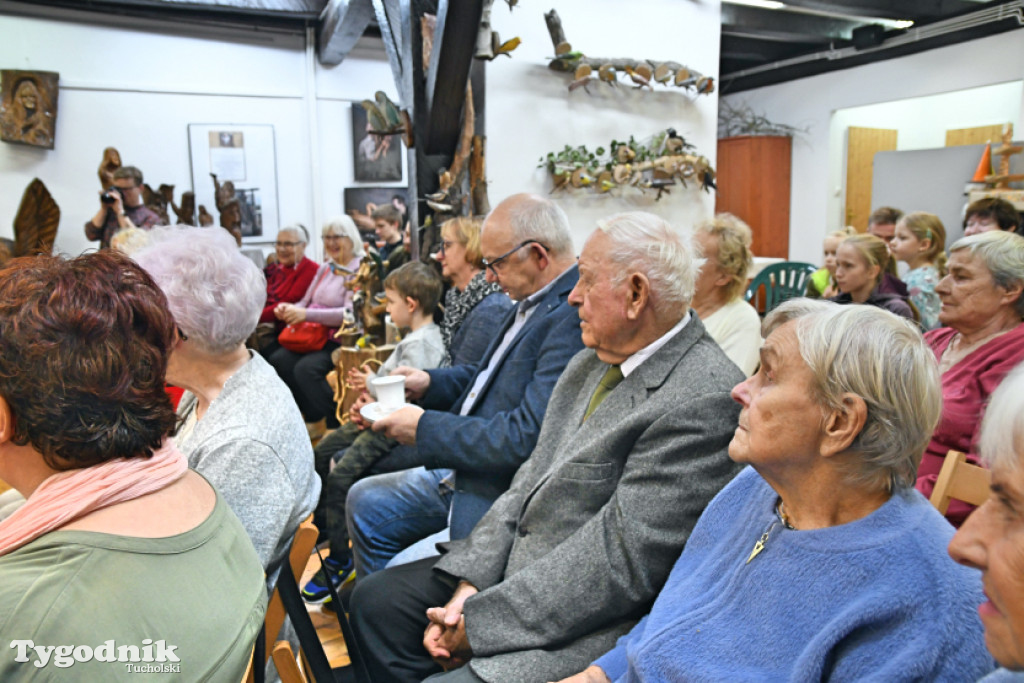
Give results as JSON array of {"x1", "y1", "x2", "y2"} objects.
[{"x1": 0, "y1": 488, "x2": 266, "y2": 681}]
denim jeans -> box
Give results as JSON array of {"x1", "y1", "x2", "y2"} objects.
[{"x1": 347, "y1": 466, "x2": 453, "y2": 578}]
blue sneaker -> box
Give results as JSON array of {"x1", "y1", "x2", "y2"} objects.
[{"x1": 301, "y1": 556, "x2": 355, "y2": 603}]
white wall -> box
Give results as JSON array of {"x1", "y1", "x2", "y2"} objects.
[
  {"x1": 832, "y1": 81, "x2": 1022, "y2": 152},
  {"x1": 0, "y1": 11, "x2": 397, "y2": 260},
  {"x1": 723, "y1": 30, "x2": 1024, "y2": 264},
  {"x1": 486, "y1": 0, "x2": 721, "y2": 250},
  {"x1": 1, "y1": 0, "x2": 721, "y2": 260}
]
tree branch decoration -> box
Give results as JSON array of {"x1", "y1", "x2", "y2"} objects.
[
  {"x1": 543, "y1": 9, "x2": 713, "y2": 95},
  {"x1": 718, "y1": 100, "x2": 805, "y2": 139},
  {"x1": 539, "y1": 129, "x2": 715, "y2": 199}
]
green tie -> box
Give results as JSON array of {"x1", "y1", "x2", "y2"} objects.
[{"x1": 583, "y1": 364, "x2": 624, "y2": 422}]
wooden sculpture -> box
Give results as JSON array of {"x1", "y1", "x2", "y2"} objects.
[
  {"x1": 541, "y1": 130, "x2": 715, "y2": 198},
  {"x1": 987, "y1": 124, "x2": 1023, "y2": 189},
  {"x1": 210, "y1": 173, "x2": 244, "y2": 244},
  {"x1": 543, "y1": 10, "x2": 712, "y2": 95},
  {"x1": 98, "y1": 147, "x2": 122, "y2": 188},
  {"x1": 0, "y1": 178, "x2": 60, "y2": 267},
  {"x1": 0, "y1": 70, "x2": 59, "y2": 149},
  {"x1": 345, "y1": 254, "x2": 387, "y2": 344}
]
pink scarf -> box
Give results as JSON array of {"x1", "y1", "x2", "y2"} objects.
[{"x1": 0, "y1": 439, "x2": 188, "y2": 557}]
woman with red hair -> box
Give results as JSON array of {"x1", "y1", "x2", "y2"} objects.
[{"x1": 0, "y1": 251, "x2": 266, "y2": 680}]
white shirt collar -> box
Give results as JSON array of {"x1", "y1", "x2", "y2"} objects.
[{"x1": 620, "y1": 311, "x2": 691, "y2": 378}]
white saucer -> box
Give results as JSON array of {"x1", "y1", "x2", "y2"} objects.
[{"x1": 359, "y1": 401, "x2": 413, "y2": 423}]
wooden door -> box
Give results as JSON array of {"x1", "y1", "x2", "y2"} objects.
[
  {"x1": 946, "y1": 125, "x2": 1005, "y2": 147},
  {"x1": 716, "y1": 135, "x2": 792, "y2": 258},
  {"x1": 845, "y1": 127, "x2": 897, "y2": 232}
]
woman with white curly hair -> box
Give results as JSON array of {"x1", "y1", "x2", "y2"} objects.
[{"x1": 134, "y1": 226, "x2": 319, "y2": 581}]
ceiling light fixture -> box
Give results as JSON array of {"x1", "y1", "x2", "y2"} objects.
[{"x1": 723, "y1": 0, "x2": 786, "y2": 9}]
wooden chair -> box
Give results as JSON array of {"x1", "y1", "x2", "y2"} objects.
[
  {"x1": 929, "y1": 450, "x2": 991, "y2": 515},
  {"x1": 247, "y1": 515, "x2": 319, "y2": 682},
  {"x1": 270, "y1": 641, "x2": 309, "y2": 683}
]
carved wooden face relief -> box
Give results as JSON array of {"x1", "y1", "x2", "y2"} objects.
[{"x1": 0, "y1": 70, "x2": 59, "y2": 150}]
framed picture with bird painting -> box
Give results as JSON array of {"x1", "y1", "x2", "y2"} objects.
[{"x1": 352, "y1": 103, "x2": 403, "y2": 182}]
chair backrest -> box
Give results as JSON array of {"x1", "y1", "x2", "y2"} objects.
[
  {"x1": 745, "y1": 262, "x2": 818, "y2": 314},
  {"x1": 270, "y1": 641, "x2": 308, "y2": 683},
  {"x1": 929, "y1": 450, "x2": 991, "y2": 515},
  {"x1": 257, "y1": 515, "x2": 319, "y2": 675}
]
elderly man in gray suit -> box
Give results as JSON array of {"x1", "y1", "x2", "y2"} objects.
[{"x1": 348, "y1": 211, "x2": 745, "y2": 683}]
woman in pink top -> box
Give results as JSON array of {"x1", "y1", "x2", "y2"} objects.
[
  {"x1": 918, "y1": 231, "x2": 1024, "y2": 526},
  {"x1": 268, "y1": 216, "x2": 364, "y2": 431}
]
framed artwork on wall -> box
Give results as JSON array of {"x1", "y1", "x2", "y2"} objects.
[
  {"x1": 187, "y1": 123, "x2": 280, "y2": 243},
  {"x1": 0, "y1": 70, "x2": 59, "y2": 150},
  {"x1": 344, "y1": 186, "x2": 408, "y2": 240},
  {"x1": 351, "y1": 104, "x2": 403, "y2": 182}
]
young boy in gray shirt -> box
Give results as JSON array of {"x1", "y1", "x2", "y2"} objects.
[{"x1": 304, "y1": 262, "x2": 444, "y2": 601}]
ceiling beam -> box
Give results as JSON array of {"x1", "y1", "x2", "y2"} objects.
[
  {"x1": 721, "y1": 35, "x2": 819, "y2": 62},
  {"x1": 775, "y1": 0, "x2": 978, "y2": 22},
  {"x1": 722, "y1": 4, "x2": 863, "y2": 42},
  {"x1": 423, "y1": 0, "x2": 483, "y2": 154},
  {"x1": 319, "y1": 0, "x2": 374, "y2": 65}
]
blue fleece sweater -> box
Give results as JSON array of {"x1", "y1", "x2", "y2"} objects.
[{"x1": 594, "y1": 467, "x2": 994, "y2": 682}]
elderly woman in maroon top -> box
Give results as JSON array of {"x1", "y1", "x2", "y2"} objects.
[
  {"x1": 261, "y1": 223, "x2": 318, "y2": 329},
  {"x1": 917, "y1": 230, "x2": 1024, "y2": 526}
]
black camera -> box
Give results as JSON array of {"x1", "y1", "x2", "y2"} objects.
[{"x1": 101, "y1": 186, "x2": 124, "y2": 205}]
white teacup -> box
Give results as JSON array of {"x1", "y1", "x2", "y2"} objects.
[{"x1": 372, "y1": 375, "x2": 406, "y2": 413}]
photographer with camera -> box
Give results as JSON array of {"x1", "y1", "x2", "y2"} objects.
[{"x1": 85, "y1": 165, "x2": 161, "y2": 249}]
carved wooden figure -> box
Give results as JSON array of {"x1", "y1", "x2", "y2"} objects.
[
  {"x1": 347, "y1": 254, "x2": 386, "y2": 342},
  {"x1": 0, "y1": 178, "x2": 60, "y2": 267},
  {"x1": 0, "y1": 70, "x2": 59, "y2": 150},
  {"x1": 98, "y1": 147, "x2": 122, "y2": 189}
]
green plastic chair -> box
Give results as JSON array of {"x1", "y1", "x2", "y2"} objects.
[{"x1": 744, "y1": 261, "x2": 818, "y2": 314}]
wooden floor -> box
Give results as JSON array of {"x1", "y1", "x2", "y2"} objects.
[{"x1": 300, "y1": 549, "x2": 352, "y2": 669}]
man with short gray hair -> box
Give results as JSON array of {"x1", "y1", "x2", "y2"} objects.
[
  {"x1": 330, "y1": 193, "x2": 585, "y2": 588},
  {"x1": 349, "y1": 211, "x2": 744, "y2": 683}
]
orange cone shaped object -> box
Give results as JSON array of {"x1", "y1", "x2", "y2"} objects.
[{"x1": 972, "y1": 143, "x2": 992, "y2": 182}]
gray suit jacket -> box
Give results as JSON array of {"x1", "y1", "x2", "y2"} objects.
[{"x1": 433, "y1": 315, "x2": 745, "y2": 682}]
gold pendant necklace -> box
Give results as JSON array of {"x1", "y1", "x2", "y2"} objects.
[
  {"x1": 746, "y1": 521, "x2": 776, "y2": 564},
  {"x1": 746, "y1": 499, "x2": 795, "y2": 565}
]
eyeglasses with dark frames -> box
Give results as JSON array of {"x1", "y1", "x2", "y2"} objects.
[{"x1": 481, "y1": 240, "x2": 549, "y2": 276}]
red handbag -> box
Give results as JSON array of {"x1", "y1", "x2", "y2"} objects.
[{"x1": 278, "y1": 321, "x2": 329, "y2": 353}]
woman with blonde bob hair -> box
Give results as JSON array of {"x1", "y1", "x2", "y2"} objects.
[
  {"x1": 434, "y1": 216, "x2": 511, "y2": 367},
  {"x1": 558, "y1": 300, "x2": 992, "y2": 683},
  {"x1": 692, "y1": 213, "x2": 762, "y2": 376}
]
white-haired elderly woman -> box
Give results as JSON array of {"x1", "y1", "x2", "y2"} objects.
[
  {"x1": 916, "y1": 230, "x2": 1024, "y2": 527},
  {"x1": 261, "y1": 222, "x2": 318, "y2": 330},
  {"x1": 268, "y1": 215, "x2": 365, "y2": 434},
  {"x1": 950, "y1": 364, "x2": 1024, "y2": 682},
  {"x1": 557, "y1": 301, "x2": 993, "y2": 683},
  {"x1": 692, "y1": 213, "x2": 762, "y2": 376},
  {"x1": 134, "y1": 226, "x2": 319, "y2": 580}
]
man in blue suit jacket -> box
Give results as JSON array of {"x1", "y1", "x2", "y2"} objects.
[{"x1": 345, "y1": 193, "x2": 583, "y2": 577}]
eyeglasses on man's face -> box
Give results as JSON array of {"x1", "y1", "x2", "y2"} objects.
[{"x1": 481, "y1": 240, "x2": 549, "y2": 276}]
